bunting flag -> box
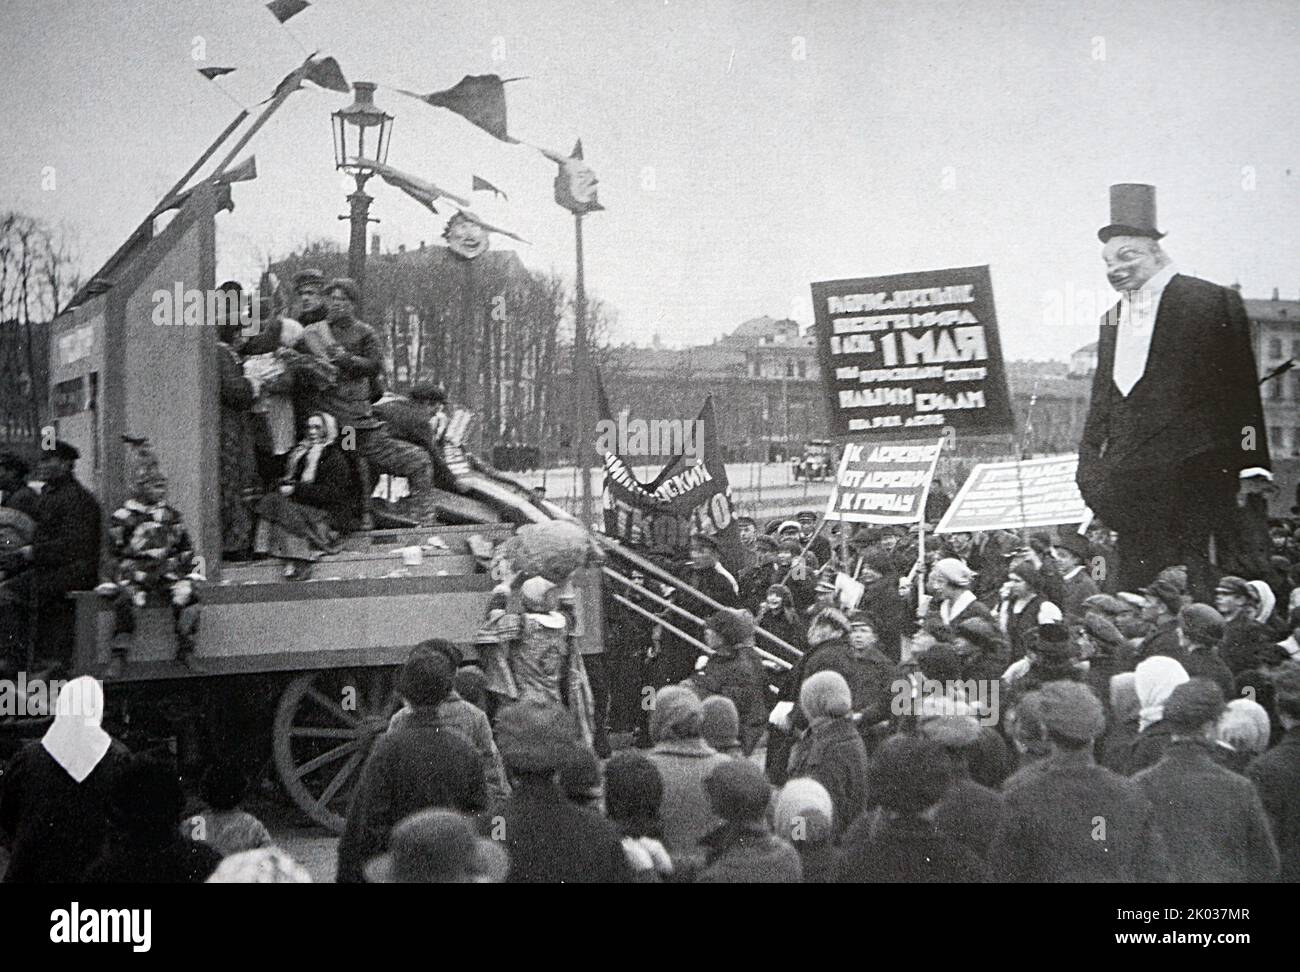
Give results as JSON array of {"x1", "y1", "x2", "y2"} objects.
[
  {"x1": 266, "y1": 0, "x2": 310, "y2": 23},
  {"x1": 272, "y1": 54, "x2": 350, "y2": 99},
  {"x1": 451, "y1": 207, "x2": 528, "y2": 245},
  {"x1": 358, "y1": 159, "x2": 471, "y2": 213},
  {"x1": 398, "y1": 75, "x2": 520, "y2": 143},
  {"x1": 197, "y1": 66, "x2": 236, "y2": 81},
  {"x1": 545, "y1": 139, "x2": 604, "y2": 214},
  {"x1": 160, "y1": 157, "x2": 258, "y2": 212},
  {"x1": 472, "y1": 174, "x2": 508, "y2": 201}
]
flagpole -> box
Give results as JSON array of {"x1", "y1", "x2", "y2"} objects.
[
  {"x1": 211, "y1": 51, "x2": 315, "y2": 180},
  {"x1": 574, "y1": 211, "x2": 594, "y2": 529}
]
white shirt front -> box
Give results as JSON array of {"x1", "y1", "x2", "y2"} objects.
[{"x1": 1112, "y1": 262, "x2": 1179, "y2": 397}]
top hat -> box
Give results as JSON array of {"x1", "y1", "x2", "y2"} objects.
[{"x1": 1098, "y1": 183, "x2": 1166, "y2": 243}]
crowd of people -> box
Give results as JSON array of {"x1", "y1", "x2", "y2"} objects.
[
  {"x1": 219, "y1": 270, "x2": 458, "y2": 569},
  {"x1": 4, "y1": 479, "x2": 1295, "y2": 883}
]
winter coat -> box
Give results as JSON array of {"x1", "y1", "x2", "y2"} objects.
[
  {"x1": 500, "y1": 777, "x2": 632, "y2": 883},
  {"x1": 0, "y1": 740, "x2": 130, "y2": 883},
  {"x1": 800, "y1": 641, "x2": 897, "y2": 726},
  {"x1": 1133, "y1": 740, "x2": 1279, "y2": 882},
  {"x1": 685, "y1": 645, "x2": 771, "y2": 755},
  {"x1": 987, "y1": 753, "x2": 1172, "y2": 882},
  {"x1": 1246, "y1": 727, "x2": 1300, "y2": 882},
  {"x1": 933, "y1": 773, "x2": 1004, "y2": 861},
  {"x1": 335, "y1": 711, "x2": 488, "y2": 883},
  {"x1": 696, "y1": 822, "x2": 802, "y2": 883},
  {"x1": 787, "y1": 717, "x2": 869, "y2": 841},
  {"x1": 645, "y1": 738, "x2": 732, "y2": 858},
  {"x1": 1126, "y1": 720, "x2": 1176, "y2": 776},
  {"x1": 838, "y1": 811, "x2": 989, "y2": 883}
]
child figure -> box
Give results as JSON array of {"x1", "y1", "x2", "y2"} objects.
[
  {"x1": 476, "y1": 575, "x2": 597, "y2": 745},
  {"x1": 185, "y1": 761, "x2": 274, "y2": 857},
  {"x1": 100, "y1": 438, "x2": 204, "y2": 678}
]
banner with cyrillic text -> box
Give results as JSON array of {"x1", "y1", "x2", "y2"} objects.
[
  {"x1": 824, "y1": 439, "x2": 943, "y2": 524},
  {"x1": 812, "y1": 265, "x2": 1015, "y2": 440},
  {"x1": 934, "y1": 455, "x2": 1092, "y2": 534}
]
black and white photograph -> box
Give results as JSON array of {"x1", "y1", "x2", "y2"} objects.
[{"x1": 0, "y1": 0, "x2": 1296, "y2": 943}]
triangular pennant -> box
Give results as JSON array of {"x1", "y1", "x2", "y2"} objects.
[
  {"x1": 272, "y1": 55, "x2": 349, "y2": 99},
  {"x1": 304, "y1": 55, "x2": 349, "y2": 93},
  {"x1": 359, "y1": 159, "x2": 471, "y2": 212},
  {"x1": 198, "y1": 67, "x2": 236, "y2": 81},
  {"x1": 452, "y1": 208, "x2": 528, "y2": 245},
  {"x1": 400, "y1": 75, "x2": 518, "y2": 143},
  {"x1": 471, "y1": 174, "x2": 508, "y2": 202},
  {"x1": 265, "y1": 0, "x2": 310, "y2": 24}
]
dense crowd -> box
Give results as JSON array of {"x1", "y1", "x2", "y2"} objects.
[{"x1": 2, "y1": 461, "x2": 1297, "y2": 880}]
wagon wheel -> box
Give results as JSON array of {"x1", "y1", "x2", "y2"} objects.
[{"x1": 272, "y1": 667, "x2": 400, "y2": 833}]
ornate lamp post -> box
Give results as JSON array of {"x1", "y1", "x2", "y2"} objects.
[{"x1": 332, "y1": 82, "x2": 393, "y2": 294}]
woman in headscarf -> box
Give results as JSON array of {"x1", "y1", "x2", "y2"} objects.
[
  {"x1": 772, "y1": 777, "x2": 838, "y2": 882},
  {"x1": 1098, "y1": 672, "x2": 1142, "y2": 773},
  {"x1": 1126, "y1": 655, "x2": 1190, "y2": 774},
  {"x1": 787, "y1": 670, "x2": 869, "y2": 841},
  {"x1": 251, "y1": 411, "x2": 360, "y2": 579},
  {"x1": 0, "y1": 677, "x2": 130, "y2": 882},
  {"x1": 1213, "y1": 697, "x2": 1273, "y2": 774}
]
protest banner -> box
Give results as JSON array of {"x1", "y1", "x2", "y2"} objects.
[
  {"x1": 824, "y1": 439, "x2": 943, "y2": 525},
  {"x1": 934, "y1": 454, "x2": 1092, "y2": 534},
  {"x1": 811, "y1": 265, "x2": 1015, "y2": 440},
  {"x1": 600, "y1": 395, "x2": 742, "y2": 571}
]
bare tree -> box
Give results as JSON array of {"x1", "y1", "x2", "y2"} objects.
[{"x1": 0, "y1": 212, "x2": 82, "y2": 443}]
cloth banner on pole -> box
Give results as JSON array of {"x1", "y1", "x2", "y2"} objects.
[
  {"x1": 811, "y1": 265, "x2": 1015, "y2": 440},
  {"x1": 598, "y1": 385, "x2": 741, "y2": 572},
  {"x1": 934, "y1": 454, "x2": 1092, "y2": 534},
  {"x1": 824, "y1": 438, "x2": 943, "y2": 525}
]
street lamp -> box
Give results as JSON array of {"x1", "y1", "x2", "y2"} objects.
[{"x1": 332, "y1": 81, "x2": 393, "y2": 292}]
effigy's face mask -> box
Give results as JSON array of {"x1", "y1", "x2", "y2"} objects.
[{"x1": 1102, "y1": 236, "x2": 1162, "y2": 293}]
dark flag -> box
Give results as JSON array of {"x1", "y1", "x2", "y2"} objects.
[
  {"x1": 265, "y1": 0, "x2": 309, "y2": 23},
  {"x1": 596, "y1": 372, "x2": 741, "y2": 571},
  {"x1": 272, "y1": 55, "x2": 350, "y2": 98},
  {"x1": 400, "y1": 75, "x2": 519, "y2": 143},
  {"x1": 472, "y1": 174, "x2": 508, "y2": 201},
  {"x1": 197, "y1": 66, "x2": 236, "y2": 81}
]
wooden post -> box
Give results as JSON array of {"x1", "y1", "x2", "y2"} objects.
[{"x1": 573, "y1": 213, "x2": 593, "y2": 530}]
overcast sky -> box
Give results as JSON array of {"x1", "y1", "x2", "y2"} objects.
[{"x1": 3, "y1": 0, "x2": 1298, "y2": 360}]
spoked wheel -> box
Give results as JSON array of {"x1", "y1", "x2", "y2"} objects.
[{"x1": 272, "y1": 667, "x2": 400, "y2": 833}]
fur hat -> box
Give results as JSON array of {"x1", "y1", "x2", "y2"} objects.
[
  {"x1": 800, "y1": 670, "x2": 853, "y2": 722},
  {"x1": 1036, "y1": 680, "x2": 1106, "y2": 742},
  {"x1": 1179, "y1": 603, "x2": 1225, "y2": 646},
  {"x1": 650, "y1": 686, "x2": 704, "y2": 742},
  {"x1": 700, "y1": 695, "x2": 741, "y2": 753},
  {"x1": 1162, "y1": 678, "x2": 1225, "y2": 732},
  {"x1": 704, "y1": 759, "x2": 771, "y2": 821},
  {"x1": 706, "y1": 608, "x2": 755, "y2": 646},
  {"x1": 495, "y1": 700, "x2": 581, "y2": 772}
]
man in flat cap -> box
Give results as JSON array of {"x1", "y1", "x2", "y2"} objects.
[
  {"x1": 1077, "y1": 184, "x2": 1269, "y2": 596},
  {"x1": 0, "y1": 441, "x2": 102, "y2": 676},
  {"x1": 988, "y1": 681, "x2": 1172, "y2": 882}
]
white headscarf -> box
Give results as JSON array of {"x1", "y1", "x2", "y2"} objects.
[
  {"x1": 285, "y1": 412, "x2": 339, "y2": 484},
  {"x1": 1134, "y1": 656, "x2": 1189, "y2": 733},
  {"x1": 41, "y1": 676, "x2": 112, "y2": 783},
  {"x1": 1247, "y1": 580, "x2": 1275, "y2": 624}
]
